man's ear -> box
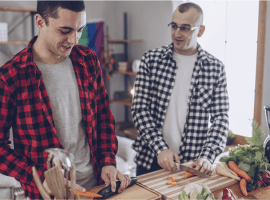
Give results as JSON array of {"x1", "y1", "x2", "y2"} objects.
[
  {"x1": 35, "y1": 14, "x2": 46, "y2": 29},
  {"x1": 197, "y1": 25, "x2": 205, "y2": 38}
]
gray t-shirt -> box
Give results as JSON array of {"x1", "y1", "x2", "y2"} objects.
[{"x1": 34, "y1": 57, "x2": 98, "y2": 189}]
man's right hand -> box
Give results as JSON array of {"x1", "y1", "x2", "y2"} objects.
[{"x1": 157, "y1": 149, "x2": 180, "y2": 171}]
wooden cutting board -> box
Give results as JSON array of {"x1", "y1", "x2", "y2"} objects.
[
  {"x1": 137, "y1": 168, "x2": 238, "y2": 199},
  {"x1": 86, "y1": 182, "x2": 162, "y2": 199}
]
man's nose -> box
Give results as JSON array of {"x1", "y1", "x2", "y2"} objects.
[
  {"x1": 68, "y1": 32, "x2": 78, "y2": 45},
  {"x1": 174, "y1": 28, "x2": 183, "y2": 37}
]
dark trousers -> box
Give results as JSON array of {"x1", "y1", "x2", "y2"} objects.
[{"x1": 136, "y1": 156, "x2": 162, "y2": 176}]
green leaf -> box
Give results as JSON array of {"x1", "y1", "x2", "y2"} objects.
[
  {"x1": 238, "y1": 162, "x2": 251, "y2": 172},
  {"x1": 245, "y1": 120, "x2": 265, "y2": 146},
  {"x1": 248, "y1": 165, "x2": 256, "y2": 178},
  {"x1": 178, "y1": 191, "x2": 185, "y2": 199},
  {"x1": 201, "y1": 187, "x2": 208, "y2": 196}
]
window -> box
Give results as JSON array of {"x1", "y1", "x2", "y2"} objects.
[{"x1": 172, "y1": 1, "x2": 259, "y2": 137}]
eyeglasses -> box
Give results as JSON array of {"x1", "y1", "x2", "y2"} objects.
[{"x1": 168, "y1": 23, "x2": 201, "y2": 33}]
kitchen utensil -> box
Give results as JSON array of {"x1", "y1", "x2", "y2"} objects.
[
  {"x1": 44, "y1": 165, "x2": 65, "y2": 199},
  {"x1": 264, "y1": 105, "x2": 270, "y2": 162},
  {"x1": 179, "y1": 164, "x2": 211, "y2": 178},
  {"x1": 32, "y1": 166, "x2": 51, "y2": 200},
  {"x1": 45, "y1": 148, "x2": 76, "y2": 199}
]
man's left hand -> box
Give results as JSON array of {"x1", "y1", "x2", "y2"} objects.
[
  {"x1": 101, "y1": 165, "x2": 131, "y2": 193},
  {"x1": 190, "y1": 158, "x2": 214, "y2": 175}
]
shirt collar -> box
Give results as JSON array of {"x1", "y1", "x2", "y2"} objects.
[
  {"x1": 163, "y1": 42, "x2": 209, "y2": 62},
  {"x1": 19, "y1": 36, "x2": 87, "y2": 68},
  {"x1": 18, "y1": 36, "x2": 37, "y2": 69}
]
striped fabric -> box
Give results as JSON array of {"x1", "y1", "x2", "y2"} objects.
[
  {"x1": 0, "y1": 36, "x2": 117, "y2": 199},
  {"x1": 131, "y1": 43, "x2": 229, "y2": 170}
]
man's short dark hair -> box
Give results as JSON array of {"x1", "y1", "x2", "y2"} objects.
[
  {"x1": 177, "y1": 2, "x2": 203, "y2": 24},
  {"x1": 37, "y1": 1, "x2": 85, "y2": 25}
]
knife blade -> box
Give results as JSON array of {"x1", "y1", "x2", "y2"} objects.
[{"x1": 179, "y1": 164, "x2": 211, "y2": 178}]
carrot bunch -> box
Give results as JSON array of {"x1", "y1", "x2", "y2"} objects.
[
  {"x1": 227, "y1": 161, "x2": 252, "y2": 196},
  {"x1": 228, "y1": 161, "x2": 252, "y2": 181}
]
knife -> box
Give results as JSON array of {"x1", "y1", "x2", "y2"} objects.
[{"x1": 179, "y1": 164, "x2": 211, "y2": 178}]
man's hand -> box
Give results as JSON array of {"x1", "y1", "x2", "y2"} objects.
[
  {"x1": 190, "y1": 158, "x2": 214, "y2": 175},
  {"x1": 101, "y1": 165, "x2": 131, "y2": 193},
  {"x1": 157, "y1": 149, "x2": 180, "y2": 171}
]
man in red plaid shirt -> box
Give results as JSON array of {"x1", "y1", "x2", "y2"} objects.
[{"x1": 0, "y1": 1, "x2": 130, "y2": 199}]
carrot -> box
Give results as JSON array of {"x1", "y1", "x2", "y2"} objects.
[
  {"x1": 216, "y1": 163, "x2": 240, "y2": 180},
  {"x1": 221, "y1": 162, "x2": 238, "y2": 177},
  {"x1": 240, "y1": 179, "x2": 248, "y2": 196},
  {"x1": 184, "y1": 171, "x2": 194, "y2": 179},
  {"x1": 228, "y1": 161, "x2": 252, "y2": 181},
  {"x1": 171, "y1": 182, "x2": 177, "y2": 186},
  {"x1": 171, "y1": 177, "x2": 176, "y2": 182},
  {"x1": 74, "y1": 189, "x2": 103, "y2": 198},
  {"x1": 167, "y1": 176, "x2": 171, "y2": 179},
  {"x1": 167, "y1": 180, "x2": 173, "y2": 185}
]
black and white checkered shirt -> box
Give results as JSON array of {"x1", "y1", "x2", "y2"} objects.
[{"x1": 131, "y1": 43, "x2": 229, "y2": 169}]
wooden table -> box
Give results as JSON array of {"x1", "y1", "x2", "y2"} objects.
[{"x1": 213, "y1": 182, "x2": 270, "y2": 199}]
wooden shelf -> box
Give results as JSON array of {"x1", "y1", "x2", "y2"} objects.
[
  {"x1": 108, "y1": 39, "x2": 142, "y2": 44},
  {"x1": 113, "y1": 71, "x2": 137, "y2": 76},
  {"x1": 115, "y1": 121, "x2": 138, "y2": 139},
  {"x1": 0, "y1": 6, "x2": 36, "y2": 12},
  {"x1": 110, "y1": 98, "x2": 132, "y2": 106},
  {"x1": 0, "y1": 41, "x2": 29, "y2": 45}
]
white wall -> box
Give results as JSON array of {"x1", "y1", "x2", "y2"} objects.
[{"x1": 261, "y1": 1, "x2": 270, "y2": 137}]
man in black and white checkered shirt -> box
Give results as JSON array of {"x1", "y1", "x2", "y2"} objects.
[{"x1": 132, "y1": 2, "x2": 229, "y2": 176}]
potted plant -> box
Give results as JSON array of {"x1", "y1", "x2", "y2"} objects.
[{"x1": 226, "y1": 130, "x2": 235, "y2": 145}]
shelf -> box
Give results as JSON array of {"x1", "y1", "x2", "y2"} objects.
[
  {"x1": 108, "y1": 39, "x2": 142, "y2": 44},
  {"x1": 0, "y1": 41, "x2": 29, "y2": 45},
  {"x1": 0, "y1": 6, "x2": 36, "y2": 12},
  {"x1": 115, "y1": 121, "x2": 138, "y2": 139},
  {"x1": 113, "y1": 71, "x2": 137, "y2": 76},
  {"x1": 110, "y1": 98, "x2": 132, "y2": 106}
]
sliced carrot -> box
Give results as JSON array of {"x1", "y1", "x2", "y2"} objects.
[
  {"x1": 167, "y1": 176, "x2": 171, "y2": 179},
  {"x1": 184, "y1": 171, "x2": 194, "y2": 179},
  {"x1": 171, "y1": 177, "x2": 176, "y2": 182},
  {"x1": 74, "y1": 189, "x2": 103, "y2": 198},
  {"x1": 171, "y1": 182, "x2": 177, "y2": 186},
  {"x1": 167, "y1": 180, "x2": 173, "y2": 185}
]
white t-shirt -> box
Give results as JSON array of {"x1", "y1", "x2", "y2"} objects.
[{"x1": 162, "y1": 52, "x2": 197, "y2": 154}]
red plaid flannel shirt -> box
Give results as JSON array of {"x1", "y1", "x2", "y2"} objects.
[{"x1": 0, "y1": 36, "x2": 117, "y2": 199}]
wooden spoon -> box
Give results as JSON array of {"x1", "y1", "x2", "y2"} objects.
[
  {"x1": 32, "y1": 166, "x2": 51, "y2": 200},
  {"x1": 44, "y1": 165, "x2": 66, "y2": 199}
]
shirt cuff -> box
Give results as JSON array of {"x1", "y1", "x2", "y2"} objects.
[
  {"x1": 100, "y1": 153, "x2": 117, "y2": 169},
  {"x1": 149, "y1": 136, "x2": 169, "y2": 156},
  {"x1": 199, "y1": 148, "x2": 216, "y2": 164}
]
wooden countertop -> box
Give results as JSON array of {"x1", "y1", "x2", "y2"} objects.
[
  {"x1": 87, "y1": 181, "x2": 270, "y2": 199},
  {"x1": 213, "y1": 182, "x2": 270, "y2": 199}
]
